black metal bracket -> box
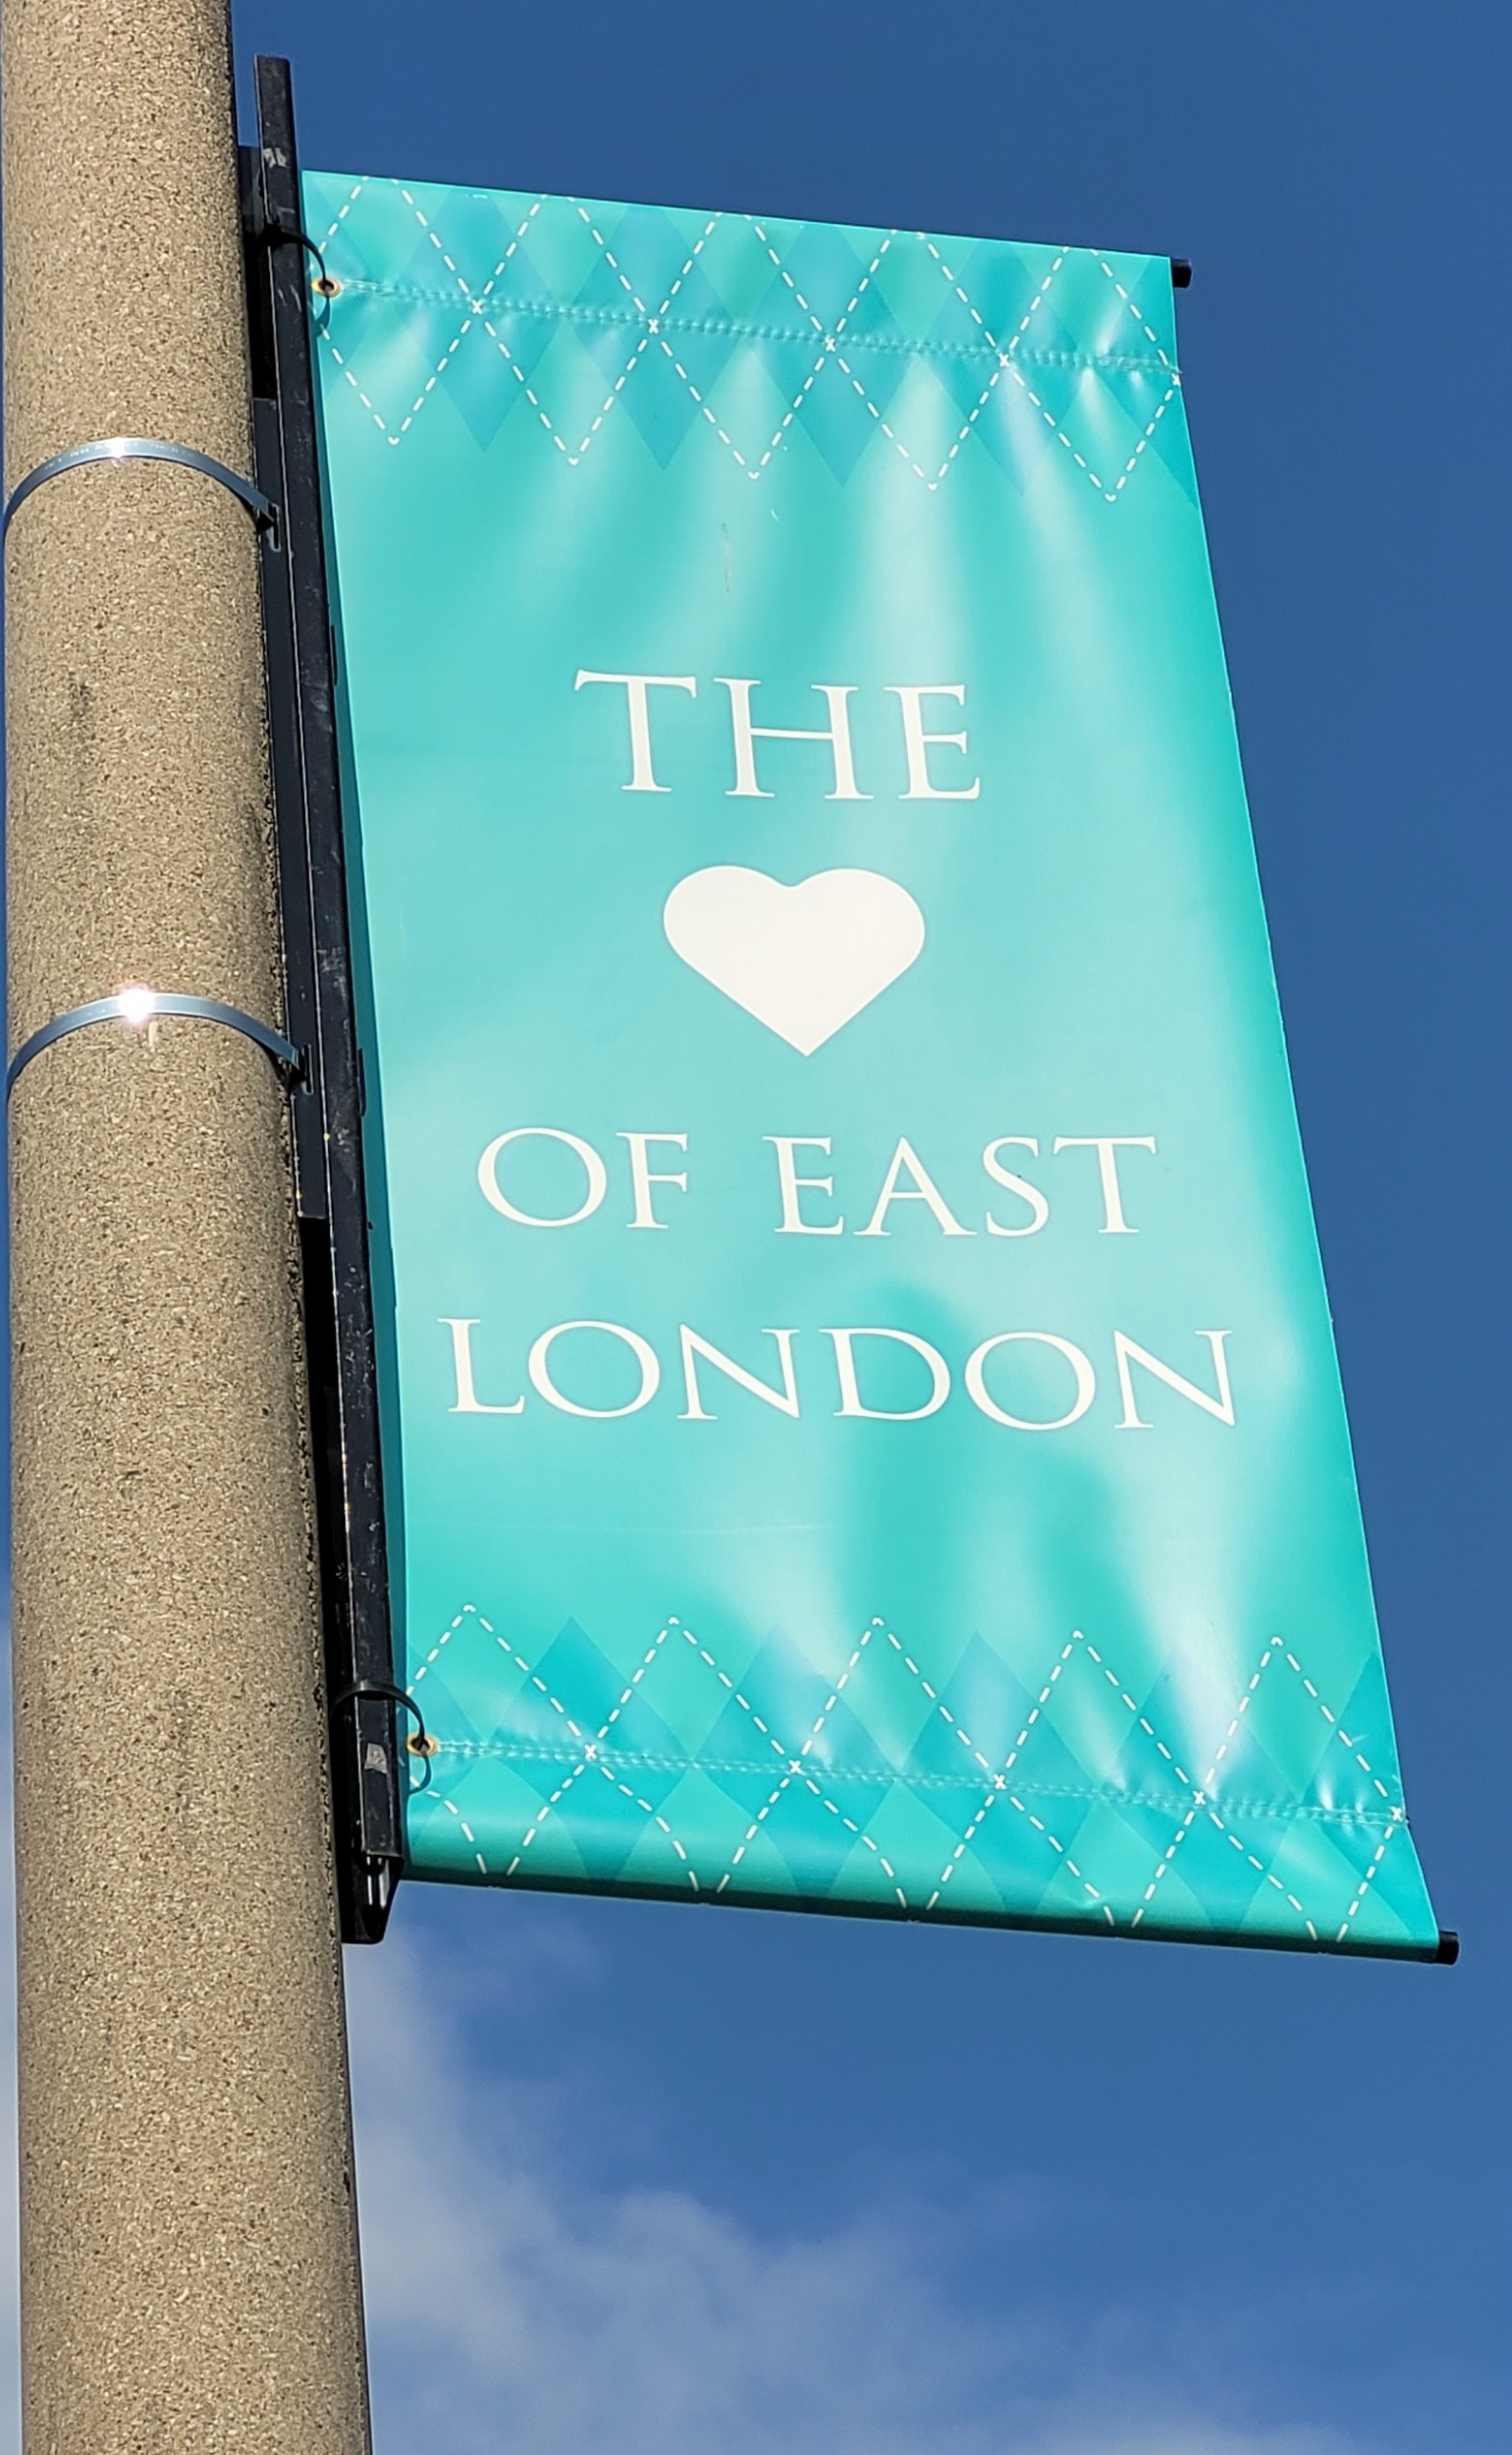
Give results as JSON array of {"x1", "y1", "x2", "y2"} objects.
[{"x1": 243, "y1": 55, "x2": 403, "y2": 1944}]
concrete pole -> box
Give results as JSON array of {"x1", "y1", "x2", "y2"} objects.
[{"x1": 2, "y1": 7, "x2": 372, "y2": 2450}]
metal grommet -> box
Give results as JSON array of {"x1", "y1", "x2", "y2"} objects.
[
  {"x1": 405, "y1": 1731, "x2": 440, "y2": 1758},
  {"x1": 312, "y1": 272, "x2": 342, "y2": 299}
]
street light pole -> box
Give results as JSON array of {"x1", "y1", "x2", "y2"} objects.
[{"x1": 2, "y1": 2, "x2": 372, "y2": 2445}]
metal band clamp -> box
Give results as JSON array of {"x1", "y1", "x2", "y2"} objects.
[
  {"x1": 6, "y1": 991, "x2": 302, "y2": 1097},
  {"x1": 3, "y1": 437, "x2": 278, "y2": 538}
]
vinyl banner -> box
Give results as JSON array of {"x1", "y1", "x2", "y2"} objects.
[{"x1": 307, "y1": 171, "x2": 1440, "y2": 1955}]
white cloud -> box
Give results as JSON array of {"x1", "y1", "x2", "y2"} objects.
[
  {"x1": 0, "y1": 1811, "x2": 1371, "y2": 2455},
  {"x1": 346, "y1": 1921, "x2": 1364, "y2": 2455}
]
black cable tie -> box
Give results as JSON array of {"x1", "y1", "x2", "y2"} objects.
[
  {"x1": 262, "y1": 214, "x2": 335, "y2": 294},
  {"x1": 332, "y1": 1679, "x2": 436, "y2": 1788}
]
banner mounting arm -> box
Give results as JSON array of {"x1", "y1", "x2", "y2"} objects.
[{"x1": 243, "y1": 53, "x2": 403, "y2": 1945}]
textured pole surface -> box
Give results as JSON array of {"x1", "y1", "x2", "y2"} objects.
[{"x1": 2, "y1": 6, "x2": 372, "y2": 2448}]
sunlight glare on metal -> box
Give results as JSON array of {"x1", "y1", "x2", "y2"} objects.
[{"x1": 116, "y1": 986, "x2": 158, "y2": 1028}]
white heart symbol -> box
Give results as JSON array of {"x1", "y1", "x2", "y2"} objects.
[{"x1": 663, "y1": 866, "x2": 926, "y2": 1055}]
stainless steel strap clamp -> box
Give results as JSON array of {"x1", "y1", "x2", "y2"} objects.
[
  {"x1": 7, "y1": 991, "x2": 303, "y2": 1098},
  {"x1": 3, "y1": 437, "x2": 278, "y2": 538}
]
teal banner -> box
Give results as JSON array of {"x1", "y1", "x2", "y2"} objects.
[{"x1": 307, "y1": 171, "x2": 1439, "y2": 1955}]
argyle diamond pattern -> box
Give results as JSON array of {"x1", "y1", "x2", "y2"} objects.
[
  {"x1": 307, "y1": 169, "x2": 1433, "y2": 1955},
  {"x1": 404, "y1": 1603, "x2": 1426, "y2": 1952},
  {"x1": 303, "y1": 173, "x2": 1196, "y2": 500}
]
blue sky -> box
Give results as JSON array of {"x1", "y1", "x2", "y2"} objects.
[{"x1": 6, "y1": 6, "x2": 1508, "y2": 2450}]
